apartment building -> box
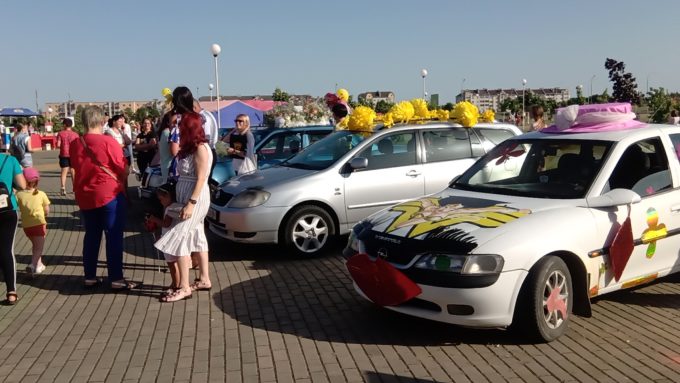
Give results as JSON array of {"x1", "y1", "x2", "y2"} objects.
[{"x1": 455, "y1": 88, "x2": 570, "y2": 111}]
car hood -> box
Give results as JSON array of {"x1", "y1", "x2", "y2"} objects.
[
  {"x1": 219, "y1": 165, "x2": 314, "y2": 192},
  {"x1": 361, "y1": 188, "x2": 579, "y2": 254}
]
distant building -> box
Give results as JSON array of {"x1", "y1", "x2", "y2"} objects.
[
  {"x1": 45, "y1": 100, "x2": 156, "y2": 118},
  {"x1": 197, "y1": 94, "x2": 313, "y2": 103},
  {"x1": 455, "y1": 88, "x2": 570, "y2": 111},
  {"x1": 357, "y1": 91, "x2": 395, "y2": 104}
]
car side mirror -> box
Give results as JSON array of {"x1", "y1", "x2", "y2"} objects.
[
  {"x1": 349, "y1": 157, "x2": 368, "y2": 170},
  {"x1": 585, "y1": 188, "x2": 641, "y2": 208}
]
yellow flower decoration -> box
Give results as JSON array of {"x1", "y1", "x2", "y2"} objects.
[
  {"x1": 347, "y1": 106, "x2": 376, "y2": 132},
  {"x1": 481, "y1": 109, "x2": 495, "y2": 123},
  {"x1": 410, "y1": 98, "x2": 430, "y2": 119},
  {"x1": 335, "y1": 117, "x2": 349, "y2": 130},
  {"x1": 162, "y1": 87, "x2": 173, "y2": 105},
  {"x1": 436, "y1": 109, "x2": 450, "y2": 121},
  {"x1": 337, "y1": 88, "x2": 349, "y2": 102},
  {"x1": 452, "y1": 101, "x2": 479, "y2": 128},
  {"x1": 389, "y1": 101, "x2": 415, "y2": 124},
  {"x1": 382, "y1": 112, "x2": 395, "y2": 128}
]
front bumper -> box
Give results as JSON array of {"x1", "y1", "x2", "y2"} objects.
[
  {"x1": 353, "y1": 269, "x2": 528, "y2": 328},
  {"x1": 207, "y1": 204, "x2": 289, "y2": 244}
]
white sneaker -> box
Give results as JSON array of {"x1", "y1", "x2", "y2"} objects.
[{"x1": 34, "y1": 264, "x2": 45, "y2": 274}]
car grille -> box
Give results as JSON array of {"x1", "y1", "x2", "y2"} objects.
[
  {"x1": 211, "y1": 190, "x2": 233, "y2": 206},
  {"x1": 362, "y1": 231, "x2": 421, "y2": 266}
]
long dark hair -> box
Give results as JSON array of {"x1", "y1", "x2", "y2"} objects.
[
  {"x1": 172, "y1": 86, "x2": 194, "y2": 115},
  {"x1": 157, "y1": 112, "x2": 172, "y2": 137}
]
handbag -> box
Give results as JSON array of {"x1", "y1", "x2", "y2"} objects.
[
  {"x1": 80, "y1": 136, "x2": 120, "y2": 183},
  {"x1": 0, "y1": 155, "x2": 15, "y2": 213},
  {"x1": 237, "y1": 157, "x2": 257, "y2": 174}
]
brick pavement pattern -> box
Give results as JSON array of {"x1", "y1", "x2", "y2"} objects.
[{"x1": 0, "y1": 150, "x2": 678, "y2": 383}]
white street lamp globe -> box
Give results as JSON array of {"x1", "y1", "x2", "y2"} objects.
[
  {"x1": 522, "y1": 78, "x2": 527, "y2": 86},
  {"x1": 209, "y1": 83, "x2": 214, "y2": 90},
  {"x1": 211, "y1": 43, "x2": 221, "y2": 57},
  {"x1": 48, "y1": 107, "x2": 53, "y2": 113},
  {"x1": 421, "y1": 69, "x2": 428, "y2": 78}
]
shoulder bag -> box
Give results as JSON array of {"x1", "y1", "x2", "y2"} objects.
[
  {"x1": 0, "y1": 155, "x2": 15, "y2": 213},
  {"x1": 80, "y1": 136, "x2": 120, "y2": 183}
]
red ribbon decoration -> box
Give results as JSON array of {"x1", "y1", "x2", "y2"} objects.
[
  {"x1": 346, "y1": 253, "x2": 422, "y2": 306},
  {"x1": 494, "y1": 143, "x2": 525, "y2": 165}
]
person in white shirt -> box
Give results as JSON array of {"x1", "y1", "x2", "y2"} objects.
[
  {"x1": 193, "y1": 99, "x2": 218, "y2": 171},
  {"x1": 669, "y1": 110, "x2": 680, "y2": 125}
]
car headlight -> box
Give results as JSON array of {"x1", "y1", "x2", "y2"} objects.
[
  {"x1": 226, "y1": 189, "x2": 270, "y2": 208},
  {"x1": 414, "y1": 253, "x2": 504, "y2": 275}
]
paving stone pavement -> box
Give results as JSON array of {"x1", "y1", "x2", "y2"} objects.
[{"x1": 0, "y1": 150, "x2": 678, "y2": 383}]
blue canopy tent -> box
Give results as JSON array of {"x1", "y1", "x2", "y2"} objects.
[
  {"x1": 212, "y1": 101, "x2": 265, "y2": 129},
  {"x1": 0, "y1": 107, "x2": 40, "y2": 117}
]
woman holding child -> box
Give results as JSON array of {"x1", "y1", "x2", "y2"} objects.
[{"x1": 154, "y1": 104, "x2": 212, "y2": 302}]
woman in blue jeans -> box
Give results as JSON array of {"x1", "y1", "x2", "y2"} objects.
[{"x1": 70, "y1": 106, "x2": 136, "y2": 290}]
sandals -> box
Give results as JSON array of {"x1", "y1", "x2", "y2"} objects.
[
  {"x1": 111, "y1": 280, "x2": 140, "y2": 292},
  {"x1": 160, "y1": 288, "x2": 192, "y2": 302},
  {"x1": 5, "y1": 292, "x2": 18, "y2": 305},
  {"x1": 190, "y1": 280, "x2": 212, "y2": 291},
  {"x1": 60, "y1": 187, "x2": 67, "y2": 196},
  {"x1": 160, "y1": 286, "x2": 178, "y2": 297}
]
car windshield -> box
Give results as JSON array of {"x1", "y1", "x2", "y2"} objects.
[
  {"x1": 280, "y1": 130, "x2": 370, "y2": 170},
  {"x1": 452, "y1": 138, "x2": 614, "y2": 199}
]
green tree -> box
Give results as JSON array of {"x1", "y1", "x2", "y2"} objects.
[
  {"x1": 134, "y1": 106, "x2": 160, "y2": 122},
  {"x1": 442, "y1": 102, "x2": 454, "y2": 111},
  {"x1": 375, "y1": 100, "x2": 394, "y2": 114},
  {"x1": 646, "y1": 87, "x2": 672, "y2": 123},
  {"x1": 605, "y1": 58, "x2": 641, "y2": 105},
  {"x1": 272, "y1": 87, "x2": 290, "y2": 102}
]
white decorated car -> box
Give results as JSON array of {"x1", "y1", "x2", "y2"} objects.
[{"x1": 345, "y1": 103, "x2": 680, "y2": 342}]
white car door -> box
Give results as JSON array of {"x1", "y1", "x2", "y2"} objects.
[
  {"x1": 420, "y1": 127, "x2": 476, "y2": 194},
  {"x1": 343, "y1": 131, "x2": 424, "y2": 225},
  {"x1": 598, "y1": 137, "x2": 680, "y2": 290}
]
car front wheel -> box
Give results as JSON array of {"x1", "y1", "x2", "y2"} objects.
[
  {"x1": 281, "y1": 205, "x2": 335, "y2": 257},
  {"x1": 514, "y1": 256, "x2": 573, "y2": 342}
]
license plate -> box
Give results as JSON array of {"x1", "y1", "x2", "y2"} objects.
[{"x1": 207, "y1": 208, "x2": 218, "y2": 221}]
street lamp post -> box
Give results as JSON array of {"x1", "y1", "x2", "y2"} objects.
[
  {"x1": 522, "y1": 78, "x2": 527, "y2": 130},
  {"x1": 589, "y1": 75, "x2": 596, "y2": 104},
  {"x1": 209, "y1": 83, "x2": 214, "y2": 102},
  {"x1": 421, "y1": 69, "x2": 428, "y2": 100},
  {"x1": 211, "y1": 43, "x2": 222, "y2": 130}
]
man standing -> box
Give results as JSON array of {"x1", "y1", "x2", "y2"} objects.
[{"x1": 56, "y1": 118, "x2": 79, "y2": 195}]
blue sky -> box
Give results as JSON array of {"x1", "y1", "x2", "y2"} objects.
[{"x1": 2, "y1": 0, "x2": 679, "y2": 110}]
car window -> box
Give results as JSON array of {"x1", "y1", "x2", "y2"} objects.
[
  {"x1": 357, "y1": 132, "x2": 416, "y2": 171},
  {"x1": 283, "y1": 131, "x2": 368, "y2": 170},
  {"x1": 422, "y1": 128, "x2": 472, "y2": 163},
  {"x1": 257, "y1": 132, "x2": 304, "y2": 160},
  {"x1": 606, "y1": 137, "x2": 671, "y2": 196},
  {"x1": 454, "y1": 139, "x2": 613, "y2": 199},
  {"x1": 474, "y1": 128, "x2": 516, "y2": 152}
]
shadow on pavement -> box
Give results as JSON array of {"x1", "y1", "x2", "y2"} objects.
[
  {"x1": 364, "y1": 371, "x2": 442, "y2": 382},
  {"x1": 593, "y1": 273, "x2": 680, "y2": 309},
  {"x1": 210, "y1": 252, "x2": 531, "y2": 346}
]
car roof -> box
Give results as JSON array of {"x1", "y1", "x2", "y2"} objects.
[
  {"x1": 362, "y1": 121, "x2": 522, "y2": 136},
  {"x1": 514, "y1": 123, "x2": 679, "y2": 143}
]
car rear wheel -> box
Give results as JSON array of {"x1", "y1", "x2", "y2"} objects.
[
  {"x1": 281, "y1": 205, "x2": 335, "y2": 257},
  {"x1": 514, "y1": 256, "x2": 573, "y2": 342}
]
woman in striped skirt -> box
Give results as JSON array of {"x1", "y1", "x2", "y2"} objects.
[{"x1": 155, "y1": 110, "x2": 212, "y2": 302}]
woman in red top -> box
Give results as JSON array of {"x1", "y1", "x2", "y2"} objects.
[
  {"x1": 71, "y1": 106, "x2": 135, "y2": 291},
  {"x1": 56, "y1": 118, "x2": 80, "y2": 195}
]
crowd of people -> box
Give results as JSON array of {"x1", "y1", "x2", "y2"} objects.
[{"x1": 0, "y1": 86, "x2": 226, "y2": 304}]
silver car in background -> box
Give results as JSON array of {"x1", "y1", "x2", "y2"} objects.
[{"x1": 208, "y1": 122, "x2": 521, "y2": 256}]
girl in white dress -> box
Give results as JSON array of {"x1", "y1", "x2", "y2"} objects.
[{"x1": 155, "y1": 110, "x2": 212, "y2": 302}]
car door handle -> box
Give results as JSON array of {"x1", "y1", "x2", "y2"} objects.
[
  {"x1": 406, "y1": 170, "x2": 421, "y2": 177},
  {"x1": 671, "y1": 204, "x2": 680, "y2": 213}
]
